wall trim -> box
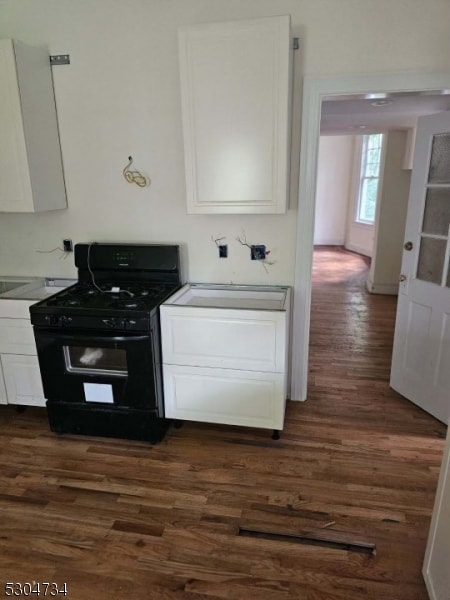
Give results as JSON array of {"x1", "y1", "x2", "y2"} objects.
[
  {"x1": 344, "y1": 242, "x2": 372, "y2": 258},
  {"x1": 291, "y1": 70, "x2": 450, "y2": 402},
  {"x1": 366, "y1": 279, "x2": 399, "y2": 295},
  {"x1": 314, "y1": 238, "x2": 346, "y2": 246}
]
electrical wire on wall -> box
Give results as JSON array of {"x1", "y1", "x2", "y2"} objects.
[
  {"x1": 123, "y1": 156, "x2": 150, "y2": 188},
  {"x1": 236, "y1": 231, "x2": 275, "y2": 273},
  {"x1": 36, "y1": 246, "x2": 71, "y2": 259}
]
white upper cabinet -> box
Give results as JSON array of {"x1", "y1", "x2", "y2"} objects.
[
  {"x1": 178, "y1": 16, "x2": 292, "y2": 214},
  {"x1": 0, "y1": 39, "x2": 67, "y2": 212}
]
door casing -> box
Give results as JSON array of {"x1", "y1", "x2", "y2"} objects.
[{"x1": 291, "y1": 71, "x2": 450, "y2": 402}]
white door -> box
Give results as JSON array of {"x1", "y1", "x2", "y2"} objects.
[
  {"x1": 390, "y1": 111, "x2": 450, "y2": 424},
  {"x1": 423, "y1": 426, "x2": 450, "y2": 599}
]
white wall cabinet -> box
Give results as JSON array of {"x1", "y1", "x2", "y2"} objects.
[
  {"x1": 178, "y1": 16, "x2": 291, "y2": 214},
  {"x1": 0, "y1": 39, "x2": 67, "y2": 212},
  {"x1": 161, "y1": 284, "x2": 290, "y2": 433}
]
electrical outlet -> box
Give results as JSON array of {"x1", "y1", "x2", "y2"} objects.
[
  {"x1": 63, "y1": 239, "x2": 73, "y2": 252},
  {"x1": 250, "y1": 245, "x2": 266, "y2": 260}
]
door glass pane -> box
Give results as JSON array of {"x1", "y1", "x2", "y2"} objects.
[
  {"x1": 422, "y1": 187, "x2": 450, "y2": 235},
  {"x1": 64, "y1": 346, "x2": 127, "y2": 376},
  {"x1": 416, "y1": 237, "x2": 446, "y2": 285},
  {"x1": 428, "y1": 133, "x2": 450, "y2": 184}
]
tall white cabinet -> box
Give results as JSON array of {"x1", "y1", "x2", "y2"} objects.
[
  {"x1": 178, "y1": 16, "x2": 292, "y2": 214},
  {"x1": 0, "y1": 39, "x2": 67, "y2": 212}
]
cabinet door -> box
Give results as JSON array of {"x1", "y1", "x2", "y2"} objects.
[
  {"x1": 1, "y1": 354, "x2": 46, "y2": 407},
  {"x1": 163, "y1": 364, "x2": 285, "y2": 429},
  {"x1": 0, "y1": 39, "x2": 33, "y2": 211},
  {"x1": 0, "y1": 318, "x2": 37, "y2": 355},
  {"x1": 0, "y1": 358, "x2": 7, "y2": 405},
  {"x1": 161, "y1": 305, "x2": 287, "y2": 372},
  {"x1": 0, "y1": 39, "x2": 67, "y2": 212},
  {"x1": 178, "y1": 16, "x2": 291, "y2": 214}
]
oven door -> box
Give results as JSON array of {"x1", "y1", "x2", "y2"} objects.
[{"x1": 33, "y1": 328, "x2": 162, "y2": 413}]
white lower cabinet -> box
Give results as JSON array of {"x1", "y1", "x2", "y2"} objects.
[
  {"x1": 163, "y1": 365, "x2": 285, "y2": 429},
  {"x1": 0, "y1": 298, "x2": 46, "y2": 407},
  {"x1": 161, "y1": 284, "x2": 290, "y2": 433},
  {"x1": 1, "y1": 354, "x2": 45, "y2": 407}
]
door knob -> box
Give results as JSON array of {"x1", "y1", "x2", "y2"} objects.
[
  {"x1": 404, "y1": 241, "x2": 413, "y2": 251},
  {"x1": 399, "y1": 274, "x2": 407, "y2": 282}
]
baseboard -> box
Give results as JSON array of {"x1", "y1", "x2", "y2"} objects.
[
  {"x1": 313, "y1": 238, "x2": 345, "y2": 246},
  {"x1": 366, "y1": 279, "x2": 399, "y2": 295},
  {"x1": 344, "y1": 242, "x2": 372, "y2": 258}
]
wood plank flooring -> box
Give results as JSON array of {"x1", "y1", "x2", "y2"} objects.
[{"x1": 0, "y1": 246, "x2": 446, "y2": 599}]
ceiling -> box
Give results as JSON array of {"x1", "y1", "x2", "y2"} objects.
[{"x1": 320, "y1": 90, "x2": 450, "y2": 135}]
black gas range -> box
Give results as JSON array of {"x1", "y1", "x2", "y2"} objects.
[{"x1": 29, "y1": 243, "x2": 182, "y2": 443}]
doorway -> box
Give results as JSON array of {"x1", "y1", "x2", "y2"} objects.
[{"x1": 290, "y1": 72, "x2": 450, "y2": 403}]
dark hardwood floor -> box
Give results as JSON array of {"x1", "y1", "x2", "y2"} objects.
[{"x1": 0, "y1": 246, "x2": 446, "y2": 599}]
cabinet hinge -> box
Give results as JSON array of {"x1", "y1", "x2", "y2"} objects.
[{"x1": 293, "y1": 38, "x2": 299, "y2": 50}]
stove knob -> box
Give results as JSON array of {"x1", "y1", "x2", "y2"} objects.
[
  {"x1": 102, "y1": 318, "x2": 115, "y2": 328},
  {"x1": 44, "y1": 315, "x2": 60, "y2": 326},
  {"x1": 61, "y1": 316, "x2": 73, "y2": 327}
]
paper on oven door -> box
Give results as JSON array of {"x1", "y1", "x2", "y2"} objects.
[{"x1": 83, "y1": 382, "x2": 114, "y2": 404}]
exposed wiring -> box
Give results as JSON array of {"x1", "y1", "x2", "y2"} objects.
[
  {"x1": 235, "y1": 232, "x2": 251, "y2": 250},
  {"x1": 36, "y1": 247, "x2": 70, "y2": 260},
  {"x1": 123, "y1": 156, "x2": 150, "y2": 188},
  {"x1": 236, "y1": 231, "x2": 275, "y2": 273},
  {"x1": 212, "y1": 235, "x2": 226, "y2": 248}
]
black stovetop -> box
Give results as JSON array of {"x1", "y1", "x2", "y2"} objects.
[
  {"x1": 29, "y1": 243, "x2": 182, "y2": 331},
  {"x1": 42, "y1": 281, "x2": 175, "y2": 311}
]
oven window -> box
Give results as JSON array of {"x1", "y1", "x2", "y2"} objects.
[{"x1": 64, "y1": 346, "x2": 127, "y2": 376}]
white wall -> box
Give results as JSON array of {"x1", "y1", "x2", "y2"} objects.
[
  {"x1": 1, "y1": 0, "x2": 450, "y2": 285},
  {"x1": 368, "y1": 130, "x2": 411, "y2": 294},
  {"x1": 314, "y1": 135, "x2": 354, "y2": 246}
]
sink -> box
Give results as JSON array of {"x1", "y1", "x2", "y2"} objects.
[{"x1": 164, "y1": 283, "x2": 289, "y2": 311}]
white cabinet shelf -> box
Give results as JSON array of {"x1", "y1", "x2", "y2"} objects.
[
  {"x1": 178, "y1": 16, "x2": 291, "y2": 214},
  {"x1": 0, "y1": 39, "x2": 67, "y2": 212},
  {"x1": 161, "y1": 284, "x2": 290, "y2": 432}
]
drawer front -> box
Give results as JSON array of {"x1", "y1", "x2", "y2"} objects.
[
  {"x1": 1, "y1": 353, "x2": 46, "y2": 407},
  {"x1": 163, "y1": 364, "x2": 285, "y2": 429},
  {"x1": 161, "y1": 307, "x2": 286, "y2": 372},
  {"x1": 0, "y1": 318, "x2": 36, "y2": 354}
]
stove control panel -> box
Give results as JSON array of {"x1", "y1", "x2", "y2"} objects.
[{"x1": 34, "y1": 314, "x2": 149, "y2": 332}]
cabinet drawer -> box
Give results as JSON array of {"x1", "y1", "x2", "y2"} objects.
[
  {"x1": 0, "y1": 318, "x2": 36, "y2": 354},
  {"x1": 161, "y1": 307, "x2": 286, "y2": 372},
  {"x1": 1, "y1": 353, "x2": 45, "y2": 407},
  {"x1": 163, "y1": 364, "x2": 285, "y2": 429}
]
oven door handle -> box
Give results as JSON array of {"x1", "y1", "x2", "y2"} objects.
[{"x1": 38, "y1": 332, "x2": 150, "y2": 344}]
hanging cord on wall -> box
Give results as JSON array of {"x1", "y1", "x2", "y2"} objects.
[
  {"x1": 36, "y1": 247, "x2": 70, "y2": 259},
  {"x1": 87, "y1": 242, "x2": 134, "y2": 296},
  {"x1": 123, "y1": 156, "x2": 150, "y2": 188}
]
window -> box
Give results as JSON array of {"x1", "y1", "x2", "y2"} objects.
[{"x1": 356, "y1": 133, "x2": 384, "y2": 224}]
